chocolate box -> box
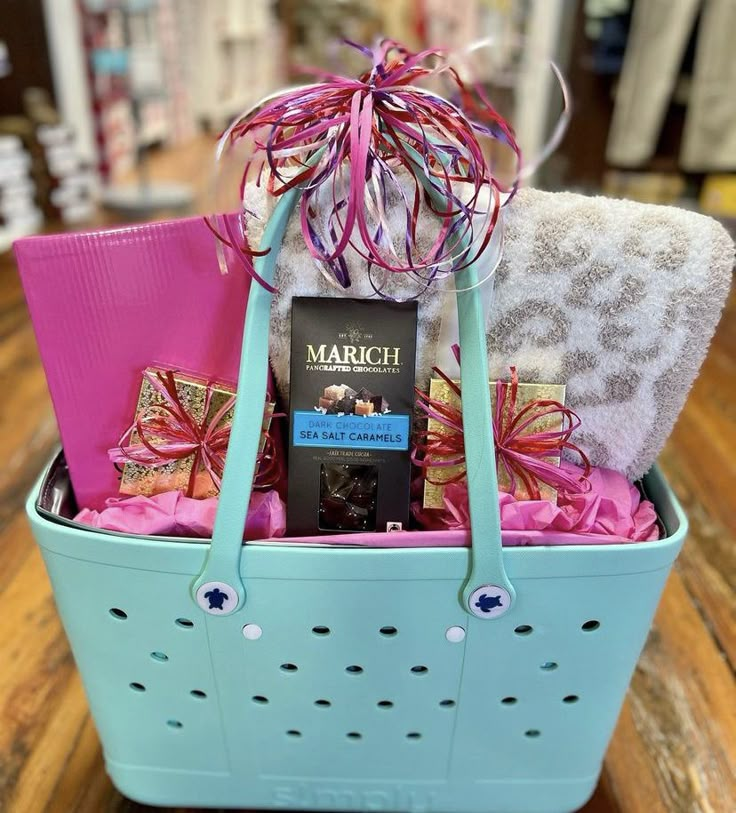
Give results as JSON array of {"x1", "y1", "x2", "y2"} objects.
[
  {"x1": 423, "y1": 377, "x2": 567, "y2": 508},
  {"x1": 287, "y1": 297, "x2": 418, "y2": 535},
  {"x1": 118, "y1": 367, "x2": 276, "y2": 499}
]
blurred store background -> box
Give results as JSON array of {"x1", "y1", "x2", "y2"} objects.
[{"x1": 1, "y1": 0, "x2": 735, "y2": 252}]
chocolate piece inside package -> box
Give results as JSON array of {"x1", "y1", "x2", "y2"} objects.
[
  {"x1": 316, "y1": 383, "x2": 388, "y2": 416},
  {"x1": 319, "y1": 463, "x2": 378, "y2": 532}
]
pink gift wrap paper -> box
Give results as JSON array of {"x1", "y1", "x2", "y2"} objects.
[{"x1": 14, "y1": 216, "x2": 256, "y2": 511}]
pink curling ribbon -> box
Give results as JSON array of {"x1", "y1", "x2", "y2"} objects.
[
  {"x1": 206, "y1": 38, "x2": 523, "y2": 299},
  {"x1": 413, "y1": 351, "x2": 590, "y2": 501},
  {"x1": 109, "y1": 370, "x2": 280, "y2": 497}
]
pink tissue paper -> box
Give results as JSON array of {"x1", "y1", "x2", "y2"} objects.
[
  {"x1": 75, "y1": 489, "x2": 286, "y2": 540},
  {"x1": 412, "y1": 462, "x2": 659, "y2": 542},
  {"x1": 74, "y1": 462, "x2": 656, "y2": 547}
]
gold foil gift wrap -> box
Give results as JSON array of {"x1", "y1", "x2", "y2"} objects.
[
  {"x1": 117, "y1": 368, "x2": 275, "y2": 499},
  {"x1": 422, "y1": 378, "x2": 566, "y2": 509}
]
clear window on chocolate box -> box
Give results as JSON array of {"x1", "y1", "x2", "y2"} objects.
[{"x1": 319, "y1": 463, "x2": 378, "y2": 533}]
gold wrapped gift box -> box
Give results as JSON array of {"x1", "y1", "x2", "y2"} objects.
[
  {"x1": 119, "y1": 368, "x2": 274, "y2": 499},
  {"x1": 423, "y1": 378, "x2": 566, "y2": 509}
]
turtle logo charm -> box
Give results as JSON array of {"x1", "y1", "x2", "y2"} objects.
[
  {"x1": 195, "y1": 581, "x2": 239, "y2": 615},
  {"x1": 475, "y1": 593, "x2": 503, "y2": 613},
  {"x1": 204, "y1": 587, "x2": 229, "y2": 611},
  {"x1": 468, "y1": 585, "x2": 512, "y2": 619}
]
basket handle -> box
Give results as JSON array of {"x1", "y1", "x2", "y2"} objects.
[{"x1": 192, "y1": 174, "x2": 515, "y2": 621}]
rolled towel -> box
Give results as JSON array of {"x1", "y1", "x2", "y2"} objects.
[{"x1": 488, "y1": 189, "x2": 733, "y2": 479}]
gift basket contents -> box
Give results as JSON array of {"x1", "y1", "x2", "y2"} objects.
[{"x1": 15, "y1": 38, "x2": 733, "y2": 813}]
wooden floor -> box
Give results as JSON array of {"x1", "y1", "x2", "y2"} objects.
[{"x1": 0, "y1": 138, "x2": 734, "y2": 813}]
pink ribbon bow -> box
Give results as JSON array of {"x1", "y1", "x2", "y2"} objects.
[
  {"x1": 414, "y1": 356, "x2": 590, "y2": 501},
  {"x1": 109, "y1": 370, "x2": 279, "y2": 497}
]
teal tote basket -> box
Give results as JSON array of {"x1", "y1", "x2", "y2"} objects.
[{"x1": 25, "y1": 180, "x2": 687, "y2": 813}]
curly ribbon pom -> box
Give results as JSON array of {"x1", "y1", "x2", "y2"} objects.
[
  {"x1": 413, "y1": 356, "x2": 591, "y2": 501},
  {"x1": 207, "y1": 38, "x2": 524, "y2": 299},
  {"x1": 109, "y1": 370, "x2": 279, "y2": 496}
]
